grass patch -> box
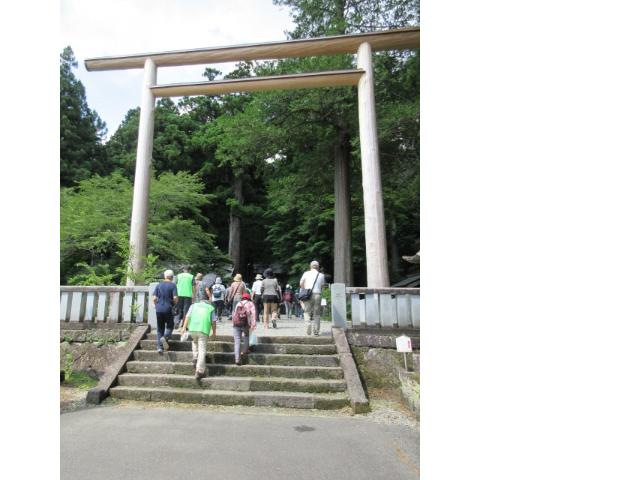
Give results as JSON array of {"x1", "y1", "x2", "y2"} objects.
[{"x1": 63, "y1": 371, "x2": 99, "y2": 390}]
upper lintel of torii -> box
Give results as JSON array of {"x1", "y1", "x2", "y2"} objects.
[{"x1": 84, "y1": 27, "x2": 420, "y2": 72}]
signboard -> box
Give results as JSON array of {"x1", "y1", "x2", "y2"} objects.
[
  {"x1": 320, "y1": 298, "x2": 327, "y2": 307},
  {"x1": 396, "y1": 335, "x2": 413, "y2": 353}
]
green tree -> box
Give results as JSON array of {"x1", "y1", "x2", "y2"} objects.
[
  {"x1": 251, "y1": 0, "x2": 421, "y2": 284},
  {"x1": 60, "y1": 46, "x2": 108, "y2": 186},
  {"x1": 60, "y1": 171, "x2": 229, "y2": 285}
]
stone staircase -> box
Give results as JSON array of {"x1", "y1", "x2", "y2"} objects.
[{"x1": 109, "y1": 332, "x2": 351, "y2": 410}]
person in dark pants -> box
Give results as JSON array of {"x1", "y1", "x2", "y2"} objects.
[
  {"x1": 211, "y1": 277, "x2": 226, "y2": 320},
  {"x1": 152, "y1": 269, "x2": 178, "y2": 353},
  {"x1": 175, "y1": 266, "x2": 195, "y2": 328},
  {"x1": 251, "y1": 273, "x2": 264, "y2": 319}
]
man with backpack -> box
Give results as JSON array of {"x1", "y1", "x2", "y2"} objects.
[
  {"x1": 180, "y1": 299, "x2": 217, "y2": 379},
  {"x1": 232, "y1": 292, "x2": 257, "y2": 366},
  {"x1": 211, "y1": 277, "x2": 226, "y2": 320}
]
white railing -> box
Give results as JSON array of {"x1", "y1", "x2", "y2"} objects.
[
  {"x1": 330, "y1": 284, "x2": 420, "y2": 329},
  {"x1": 60, "y1": 284, "x2": 159, "y2": 327}
]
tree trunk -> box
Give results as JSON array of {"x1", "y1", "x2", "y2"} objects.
[
  {"x1": 334, "y1": 2, "x2": 353, "y2": 285},
  {"x1": 228, "y1": 173, "x2": 243, "y2": 275},
  {"x1": 334, "y1": 128, "x2": 353, "y2": 286},
  {"x1": 389, "y1": 215, "x2": 400, "y2": 283}
]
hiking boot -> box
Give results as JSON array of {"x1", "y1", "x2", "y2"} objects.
[
  {"x1": 157, "y1": 348, "x2": 163, "y2": 354},
  {"x1": 195, "y1": 370, "x2": 205, "y2": 380},
  {"x1": 161, "y1": 337, "x2": 170, "y2": 351}
]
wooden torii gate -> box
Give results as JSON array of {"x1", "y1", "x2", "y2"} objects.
[{"x1": 85, "y1": 27, "x2": 420, "y2": 288}]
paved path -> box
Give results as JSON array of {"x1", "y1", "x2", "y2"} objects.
[
  {"x1": 61, "y1": 404, "x2": 420, "y2": 480},
  {"x1": 203, "y1": 314, "x2": 333, "y2": 337}
]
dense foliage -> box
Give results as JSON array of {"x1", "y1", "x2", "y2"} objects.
[
  {"x1": 59, "y1": 0, "x2": 419, "y2": 286},
  {"x1": 60, "y1": 47, "x2": 108, "y2": 186}
]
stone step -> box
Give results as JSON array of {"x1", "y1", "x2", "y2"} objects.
[
  {"x1": 147, "y1": 332, "x2": 334, "y2": 345},
  {"x1": 110, "y1": 385, "x2": 349, "y2": 409},
  {"x1": 125, "y1": 361, "x2": 344, "y2": 379},
  {"x1": 133, "y1": 350, "x2": 339, "y2": 367},
  {"x1": 139, "y1": 339, "x2": 337, "y2": 355},
  {"x1": 117, "y1": 373, "x2": 347, "y2": 393}
]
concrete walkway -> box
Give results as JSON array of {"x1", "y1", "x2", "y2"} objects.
[
  {"x1": 61, "y1": 404, "x2": 420, "y2": 480},
  {"x1": 206, "y1": 314, "x2": 333, "y2": 337}
]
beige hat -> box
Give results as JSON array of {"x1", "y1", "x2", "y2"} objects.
[
  {"x1": 234, "y1": 273, "x2": 242, "y2": 282},
  {"x1": 255, "y1": 274, "x2": 263, "y2": 280}
]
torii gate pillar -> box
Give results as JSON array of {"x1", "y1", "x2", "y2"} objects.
[
  {"x1": 126, "y1": 58, "x2": 157, "y2": 286},
  {"x1": 357, "y1": 42, "x2": 390, "y2": 287}
]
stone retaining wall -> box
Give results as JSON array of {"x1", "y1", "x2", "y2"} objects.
[
  {"x1": 60, "y1": 325, "x2": 136, "y2": 377},
  {"x1": 347, "y1": 331, "x2": 420, "y2": 419}
]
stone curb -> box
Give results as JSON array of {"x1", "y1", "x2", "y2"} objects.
[
  {"x1": 332, "y1": 327, "x2": 370, "y2": 414},
  {"x1": 110, "y1": 386, "x2": 349, "y2": 410},
  {"x1": 346, "y1": 330, "x2": 420, "y2": 349},
  {"x1": 86, "y1": 324, "x2": 150, "y2": 404}
]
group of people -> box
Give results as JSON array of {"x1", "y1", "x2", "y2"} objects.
[{"x1": 152, "y1": 261, "x2": 327, "y2": 379}]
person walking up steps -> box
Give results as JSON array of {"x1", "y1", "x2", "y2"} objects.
[
  {"x1": 211, "y1": 277, "x2": 226, "y2": 320},
  {"x1": 283, "y1": 284, "x2": 294, "y2": 319},
  {"x1": 299, "y1": 260, "x2": 326, "y2": 336},
  {"x1": 152, "y1": 269, "x2": 178, "y2": 353},
  {"x1": 180, "y1": 299, "x2": 217, "y2": 379},
  {"x1": 251, "y1": 273, "x2": 264, "y2": 319},
  {"x1": 225, "y1": 273, "x2": 246, "y2": 316},
  {"x1": 194, "y1": 272, "x2": 210, "y2": 303},
  {"x1": 232, "y1": 292, "x2": 257, "y2": 366},
  {"x1": 175, "y1": 266, "x2": 195, "y2": 328},
  {"x1": 261, "y1": 268, "x2": 281, "y2": 329}
]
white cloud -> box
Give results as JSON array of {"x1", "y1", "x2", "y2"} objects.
[{"x1": 60, "y1": 0, "x2": 294, "y2": 136}]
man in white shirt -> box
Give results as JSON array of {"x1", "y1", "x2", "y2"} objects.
[
  {"x1": 299, "y1": 260, "x2": 326, "y2": 336},
  {"x1": 251, "y1": 273, "x2": 264, "y2": 319}
]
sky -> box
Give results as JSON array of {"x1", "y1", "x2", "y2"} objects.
[{"x1": 60, "y1": 0, "x2": 295, "y2": 138}]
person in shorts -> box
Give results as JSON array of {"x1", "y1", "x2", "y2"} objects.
[{"x1": 261, "y1": 268, "x2": 282, "y2": 329}]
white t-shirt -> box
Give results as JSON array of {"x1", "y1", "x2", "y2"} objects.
[
  {"x1": 251, "y1": 280, "x2": 263, "y2": 295},
  {"x1": 300, "y1": 270, "x2": 325, "y2": 293}
]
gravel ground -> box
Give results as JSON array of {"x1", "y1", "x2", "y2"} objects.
[{"x1": 60, "y1": 386, "x2": 93, "y2": 414}]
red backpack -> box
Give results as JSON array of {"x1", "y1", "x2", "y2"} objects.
[{"x1": 233, "y1": 301, "x2": 250, "y2": 327}]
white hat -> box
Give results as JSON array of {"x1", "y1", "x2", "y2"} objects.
[
  {"x1": 310, "y1": 260, "x2": 320, "y2": 269},
  {"x1": 164, "y1": 269, "x2": 174, "y2": 278}
]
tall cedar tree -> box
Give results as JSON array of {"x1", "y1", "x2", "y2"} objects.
[{"x1": 60, "y1": 46, "x2": 108, "y2": 186}]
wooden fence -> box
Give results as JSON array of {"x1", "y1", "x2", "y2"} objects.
[
  {"x1": 60, "y1": 284, "x2": 159, "y2": 328},
  {"x1": 330, "y1": 284, "x2": 420, "y2": 329}
]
